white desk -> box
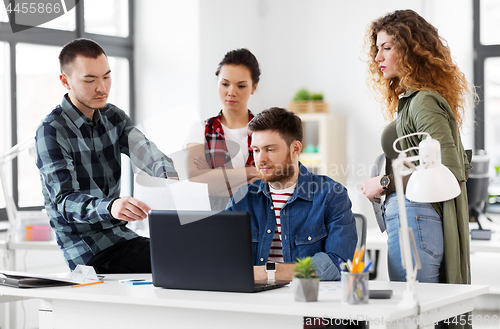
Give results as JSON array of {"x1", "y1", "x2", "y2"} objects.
[
  {"x1": 0, "y1": 234, "x2": 59, "y2": 329},
  {"x1": 0, "y1": 274, "x2": 488, "y2": 329}
]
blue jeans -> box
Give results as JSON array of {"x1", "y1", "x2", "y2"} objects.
[{"x1": 384, "y1": 194, "x2": 444, "y2": 283}]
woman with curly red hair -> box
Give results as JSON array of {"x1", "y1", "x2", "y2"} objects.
[{"x1": 361, "y1": 9, "x2": 474, "y2": 289}]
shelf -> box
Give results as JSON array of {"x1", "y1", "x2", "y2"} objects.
[{"x1": 297, "y1": 113, "x2": 346, "y2": 184}]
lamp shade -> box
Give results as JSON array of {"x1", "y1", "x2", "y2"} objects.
[
  {"x1": 405, "y1": 137, "x2": 460, "y2": 203},
  {"x1": 406, "y1": 164, "x2": 461, "y2": 202}
]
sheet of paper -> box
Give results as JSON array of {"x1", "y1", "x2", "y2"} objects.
[
  {"x1": 134, "y1": 172, "x2": 211, "y2": 227},
  {"x1": 134, "y1": 172, "x2": 210, "y2": 211},
  {"x1": 134, "y1": 171, "x2": 175, "y2": 210},
  {"x1": 318, "y1": 282, "x2": 342, "y2": 296}
]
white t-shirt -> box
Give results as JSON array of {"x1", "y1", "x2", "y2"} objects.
[{"x1": 183, "y1": 120, "x2": 250, "y2": 168}]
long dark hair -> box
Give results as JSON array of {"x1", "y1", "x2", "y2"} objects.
[{"x1": 215, "y1": 48, "x2": 260, "y2": 85}]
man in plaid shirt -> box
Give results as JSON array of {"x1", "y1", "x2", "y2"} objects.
[{"x1": 35, "y1": 38, "x2": 178, "y2": 273}]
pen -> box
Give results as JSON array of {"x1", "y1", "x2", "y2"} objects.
[
  {"x1": 338, "y1": 258, "x2": 347, "y2": 272},
  {"x1": 354, "y1": 261, "x2": 364, "y2": 273},
  {"x1": 124, "y1": 280, "x2": 153, "y2": 285},
  {"x1": 72, "y1": 280, "x2": 104, "y2": 288},
  {"x1": 362, "y1": 261, "x2": 373, "y2": 273},
  {"x1": 119, "y1": 278, "x2": 146, "y2": 283},
  {"x1": 357, "y1": 246, "x2": 365, "y2": 265}
]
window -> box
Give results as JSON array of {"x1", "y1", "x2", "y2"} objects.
[
  {"x1": 474, "y1": 0, "x2": 500, "y2": 207},
  {"x1": 84, "y1": 0, "x2": 129, "y2": 37},
  {"x1": 0, "y1": 6, "x2": 8, "y2": 22},
  {"x1": 473, "y1": 0, "x2": 500, "y2": 152},
  {"x1": 484, "y1": 58, "x2": 500, "y2": 168},
  {"x1": 480, "y1": 0, "x2": 500, "y2": 45},
  {"x1": 107, "y1": 56, "x2": 130, "y2": 112},
  {"x1": 39, "y1": 8, "x2": 76, "y2": 31},
  {"x1": 0, "y1": 1, "x2": 134, "y2": 221},
  {"x1": 16, "y1": 43, "x2": 67, "y2": 207},
  {"x1": 107, "y1": 56, "x2": 132, "y2": 197}
]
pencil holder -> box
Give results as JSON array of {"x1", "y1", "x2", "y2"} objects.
[{"x1": 341, "y1": 272, "x2": 369, "y2": 304}]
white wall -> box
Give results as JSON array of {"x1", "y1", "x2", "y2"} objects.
[
  {"x1": 135, "y1": 0, "x2": 475, "y2": 226},
  {"x1": 198, "y1": 0, "x2": 265, "y2": 120},
  {"x1": 135, "y1": 0, "x2": 200, "y2": 122}
]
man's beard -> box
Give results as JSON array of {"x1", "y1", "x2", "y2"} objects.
[
  {"x1": 258, "y1": 153, "x2": 295, "y2": 184},
  {"x1": 75, "y1": 94, "x2": 108, "y2": 111}
]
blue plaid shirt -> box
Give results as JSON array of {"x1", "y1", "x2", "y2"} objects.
[{"x1": 35, "y1": 95, "x2": 177, "y2": 270}]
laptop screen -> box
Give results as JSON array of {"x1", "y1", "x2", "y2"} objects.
[{"x1": 148, "y1": 210, "x2": 257, "y2": 292}]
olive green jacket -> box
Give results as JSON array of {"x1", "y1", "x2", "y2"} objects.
[{"x1": 396, "y1": 89, "x2": 471, "y2": 286}]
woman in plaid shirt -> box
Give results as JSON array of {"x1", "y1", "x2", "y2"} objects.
[{"x1": 183, "y1": 49, "x2": 261, "y2": 210}]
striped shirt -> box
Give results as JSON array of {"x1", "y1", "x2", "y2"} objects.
[
  {"x1": 267, "y1": 184, "x2": 296, "y2": 263},
  {"x1": 35, "y1": 95, "x2": 177, "y2": 270}
]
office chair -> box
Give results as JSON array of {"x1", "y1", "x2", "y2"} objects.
[
  {"x1": 466, "y1": 153, "x2": 492, "y2": 239},
  {"x1": 353, "y1": 212, "x2": 380, "y2": 280},
  {"x1": 353, "y1": 213, "x2": 367, "y2": 256}
]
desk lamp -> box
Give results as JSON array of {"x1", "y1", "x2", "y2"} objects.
[
  {"x1": 391, "y1": 132, "x2": 460, "y2": 308},
  {"x1": 0, "y1": 138, "x2": 36, "y2": 244}
]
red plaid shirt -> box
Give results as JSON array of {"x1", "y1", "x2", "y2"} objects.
[{"x1": 204, "y1": 110, "x2": 255, "y2": 169}]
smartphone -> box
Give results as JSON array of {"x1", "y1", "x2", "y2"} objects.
[{"x1": 369, "y1": 289, "x2": 393, "y2": 299}]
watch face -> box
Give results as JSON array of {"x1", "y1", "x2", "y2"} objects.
[
  {"x1": 381, "y1": 176, "x2": 390, "y2": 187},
  {"x1": 266, "y1": 262, "x2": 276, "y2": 271}
]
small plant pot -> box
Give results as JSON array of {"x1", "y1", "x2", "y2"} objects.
[
  {"x1": 292, "y1": 277, "x2": 320, "y2": 302},
  {"x1": 289, "y1": 101, "x2": 328, "y2": 113}
]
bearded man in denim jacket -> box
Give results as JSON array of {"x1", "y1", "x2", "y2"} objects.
[{"x1": 226, "y1": 107, "x2": 357, "y2": 281}]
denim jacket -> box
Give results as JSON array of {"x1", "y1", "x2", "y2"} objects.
[{"x1": 226, "y1": 163, "x2": 357, "y2": 281}]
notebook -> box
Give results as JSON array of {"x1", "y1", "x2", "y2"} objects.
[{"x1": 148, "y1": 210, "x2": 289, "y2": 293}]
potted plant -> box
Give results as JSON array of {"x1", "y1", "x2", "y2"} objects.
[
  {"x1": 292, "y1": 256, "x2": 320, "y2": 302},
  {"x1": 289, "y1": 89, "x2": 328, "y2": 113}
]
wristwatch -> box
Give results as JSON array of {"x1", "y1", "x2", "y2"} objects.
[
  {"x1": 265, "y1": 262, "x2": 276, "y2": 281},
  {"x1": 380, "y1": 175, "x2": 390, "y2": 190}
]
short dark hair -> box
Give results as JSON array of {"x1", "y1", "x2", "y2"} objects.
[
  {"x1": 215, "y1": 48, "x2": 260, "y2": 85},
  {"x1": 59, "y1": 38, "x2": 106, "y2": 73},
  {"x1": 248, "y1": 107, "x2": 303, "y2": 146}
]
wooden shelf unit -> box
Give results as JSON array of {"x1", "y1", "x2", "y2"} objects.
[{"x1": 297, "y1": 113, "x2": 346, "y2": 185}]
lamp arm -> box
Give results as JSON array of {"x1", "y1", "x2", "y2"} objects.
[
  {"x1": 393, "y1": 132, "x2": 431, "y2": 155},
  {"x1": 0, "y1": 163, "x2": 18, "y2": 245},
  {"x1": 0, "y1": 138, "x2": 35, "y2": 245},
  {"x1": 392, "y1": 155, "x2": 420, "y2": 308},
  {"x1": 0, "y1": 138, "x2": 35, "y2": 165},
  {"x1": 397, "y1": 156, "x2": 419, "y2": 177}
]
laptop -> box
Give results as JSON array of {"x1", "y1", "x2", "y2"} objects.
[{"x1": 148, "y1": 210, "x2": 289, "y2": 293}]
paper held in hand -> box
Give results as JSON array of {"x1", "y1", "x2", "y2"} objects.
[{"x1": 134, "y1": 172, "x2": 211, "y2": 226}]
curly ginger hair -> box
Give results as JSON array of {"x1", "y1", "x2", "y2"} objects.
[{"x1": 365, "y1": 9, "x2": 473, "y2": 129}]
